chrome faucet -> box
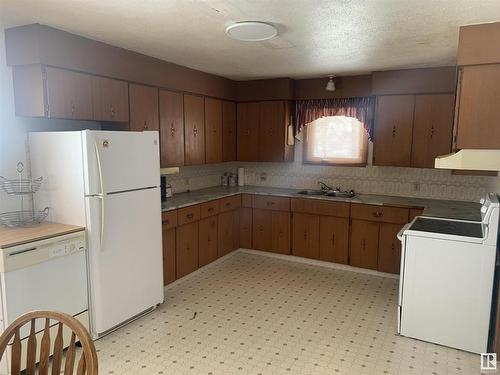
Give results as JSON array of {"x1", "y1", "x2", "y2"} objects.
[{"x1": 318, "y1": 181, "x2": 333, "y2": 191}]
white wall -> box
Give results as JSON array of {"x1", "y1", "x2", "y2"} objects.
[{"x1": 0, "y1": 23, "x2": 100, "y2": 213}]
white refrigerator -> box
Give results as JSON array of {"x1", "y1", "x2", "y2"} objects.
[{"x1": 29, "y1": 130, "x2": 164, "y2": 339}]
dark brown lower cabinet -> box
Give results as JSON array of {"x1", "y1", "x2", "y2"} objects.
[
  {"x1": 319, "y1": 217, "x2": 349, "y2": 264},
  {"x1": 240, "y1": 208, "x2": 252, "y2": 248},
  {"x1": 218, "y1": 211, "x2": 234, "y2": 257},
  {"x1": 349, "y1": 219, "x2": 380, "y2": 270},
  {"x1": 199, "y1": 216, "x2": 218, "y2": 267},
  {"x1": 377, "y1": 223, "x2": 403, "y2": 274},
  {"x1": 292, "y1": 213, "x2": 319, "y2": 259},
  {"x1": 271, "y1": 211, "x2": 290, "y2": 255},
  {"x1": 162, "y1": 227, "x2": 176, "y2": 286},
  {"x1": 252, "y1": 209, "x2": 272, "y2": 251},
  {"x1": 176, "y1": 222, "x2": 199, "y2": 278},
  {"x1": 252, "y1": 209, "x2": 290, "y2": 254}
]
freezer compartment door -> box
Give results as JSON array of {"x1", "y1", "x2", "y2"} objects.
[
  {"x1": 85, "y1": 187, "x2": 164, "y2": 337},
  {"x1": 83, "y1": 130, "x2": 160, "y2": 195}
]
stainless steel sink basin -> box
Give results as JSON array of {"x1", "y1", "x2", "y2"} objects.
[
  {"x1": 325, "y1": 191, "x2": 356, "y2": 198},
  {"x1": 297, "y1": 189, "x2": 327, "y2": 196}
]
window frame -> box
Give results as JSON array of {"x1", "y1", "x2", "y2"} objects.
[{"x1": 302, "y1": 116, "x2": 369, "y2": 167}]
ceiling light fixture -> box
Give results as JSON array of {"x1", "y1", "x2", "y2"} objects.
[
  {"x1": 325, "y1": 75, "x2": 336, "y2": 92},
  {"x1": 225, "y1": 21, "x2": 278, "y2": 41}
]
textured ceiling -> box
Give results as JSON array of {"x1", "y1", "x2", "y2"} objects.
[{"x1": 1, "y1": 0, "x2": 500, "y2": 80}]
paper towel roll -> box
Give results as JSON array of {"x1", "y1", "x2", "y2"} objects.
[{"x1": 238, "y1": 167, "x2": 245, "y2": 186}]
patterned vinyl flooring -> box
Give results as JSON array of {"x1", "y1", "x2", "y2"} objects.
[{"x1": 94, "y1": 250, "x2": 481, "y2": 375}]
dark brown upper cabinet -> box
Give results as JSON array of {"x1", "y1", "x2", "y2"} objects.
[
  {"x1": 373, "y1": 95, "x2": 415, "y2": 167},
  {"x1": 91, "y1": 76, "x2": 129, "y2": 122},
  {"x1": 259, "y1": 101, "x2": 286, "y2": 162},
  {"x1": 12, "y1": 65, "x2": 92, "y2": 120},
  {"x1": 204, "y1": 98, "x2": 223, "y2": 164},
  {"x1": 411, "y1": 94, "x2": 454, "y2": 168},
  {"x1": 237, "y1": 102, "x2": 260, "y2": 161},
  {"x1": 222, "y1": 101, "x2": 237, "y2": 162},
  {"x1": 159, "y1": 90, "x2": 184, "y2": 167},
  {"x1": 237, "y1": 101, "x2": 293, "y2": 162},
  {"x1": 455, "y1": 65, "x2": 500, "y2": 149},
  {"x1": 184, "y1": 94, "x2": 205, "y2": 165},
  {"x1": 129, "y1": 84, "x2": 159, "y2": 132}
]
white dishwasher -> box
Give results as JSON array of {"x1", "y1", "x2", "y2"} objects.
[{"x1": 0, "y1": 230, "x2": 89, "y2": 373}]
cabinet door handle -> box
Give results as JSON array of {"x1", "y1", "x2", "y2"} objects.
[
  {"x1": 187, "y1": 213, "x2": 194, "y2": 219},
  {"x1": 392, "y1": 125, "x2": 396, "y2": 137},
  {"x1": 208, "y1": 235, "x2": 211, "y2": 243},
  {"x1": 162, "y1": 219, "x2": 169, "y2": 225},
  {"x1": 193, "y1": 125, "x2": 198, "y2": 135},
  {"x1": 208, "y1": 207, "x2": 214, "y2": 212},
  {"x1": 266, "y1": 201, "x2": 275, "y2": 206},
  {"x1": 331, "y1": 233, "x2": 335, "y2": 247},
  {"x1": 110, "y1": 106, "x2": 116, "y2": 117},
  {"x1": 245, "y1": 129, "x2": 250, "y2": 136},
  {"x1": 362, "y1": 239, "x2": 366, "y2": 250},
  {"x1": 303, "y1": 231, "x2": 308, "y2": 240},
  {"x1": 71, "y1": 102, "x2": 75, "y2": 115},
  {"x1": 372, "y1": 211, "x2": 383, "y2": 218},
  {"x1": 170, "y1": 123, "x2": 175, "y2": 136},
  {"x1": 430, "y1": 124, "x2": 435, "y2": 138},
  {"x1": 143, "y1": 121, "x2": 148, "y2": 130}
]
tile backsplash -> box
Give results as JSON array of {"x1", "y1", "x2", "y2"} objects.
[{"x1": 165, "y1": 139, "x2": 500, "y2": 201}]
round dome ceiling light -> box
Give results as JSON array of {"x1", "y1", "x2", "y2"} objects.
[{"x1": 225, "y1": 21, "x2": 278, "y2": 41}]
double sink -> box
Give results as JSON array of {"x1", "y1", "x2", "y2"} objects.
[{"x1": 297, "y1": 189, "x2": 356, "y2": 199}]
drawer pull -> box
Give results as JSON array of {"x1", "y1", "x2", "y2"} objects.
[
  {"x1": 372, "y1": 211, "x2": 383, "y2": 217},
  {"x1": 266, "y1": 201, "x2": 275, "y2": 206},
  {"x1": 162, "y1": 219, "x2": 169, "y2": 225},
  {"x1": 208, "y1": 207, "x2": 214, "y2": 212},
  {"x1": 331, "y1": 234, "x2": 335, "y2": 247},
  {"x1": 225, "y1": 202, "x2": 231, "y2": 207},
  {"x1": 187, "y1": 213, "x2": 194, "y2": 219}
]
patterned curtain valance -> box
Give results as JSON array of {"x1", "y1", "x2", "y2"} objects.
[{"x1": 295, "y1": 97, "x2": 375, "y2": 139}]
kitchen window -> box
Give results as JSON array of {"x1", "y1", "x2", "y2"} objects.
[{"x1": 303, "y1": 116, "x2": 368, "y2": 165}]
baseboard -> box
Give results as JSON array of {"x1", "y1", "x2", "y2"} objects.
[{"x1": 237, "y1": 248, "x2": 400, "y2": 280}]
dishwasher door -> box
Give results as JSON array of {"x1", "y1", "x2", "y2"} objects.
[{"x1": 0, "y1": 231, "x2": 88, "y2": 338}]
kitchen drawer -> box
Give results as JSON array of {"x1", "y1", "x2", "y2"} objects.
[
  {"x1": 241, "y1": 193, "x2": 253, "y2": 208},
  {"x1": 161, "y1": 210, "x2": 178, "y2": 229},
  {"x1": 252, "y1": 195, "x2": 290, "y2": 211},
  {"x1": 219, "y1": 195, "x2": 241, "y2": 213},
  {"x1": 178, "y1": 205, "x2": 201, "y2": 225},
  {"x1": 291, "y1": 198, "x2": 350, "y2": 218},
  {"x1": 350, "y1": 203, "x2": 409, "y2": 224},
  {"x1": 200, "y1": 200, "x2": 220, "y2": 218}
]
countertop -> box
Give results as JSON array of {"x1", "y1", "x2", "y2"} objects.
[
  {"x1": 162, "y1": 186, "x2": 482, "y2": 221},
  {"x1": 0, "y1": 222, "x2": 85, "y2": 249}
]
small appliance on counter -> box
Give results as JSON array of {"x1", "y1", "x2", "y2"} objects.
[
  {"x1": 397, "y1": 193, "x2": 499, "y2": 353},
  {"x1": 160, "y1": 176, "x2": 172, "y2": 201}
]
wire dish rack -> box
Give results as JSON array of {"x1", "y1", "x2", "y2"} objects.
[
  {"x1": 0, "y1": 176, "x2": 43, "y2": 195},
  {"x1": 0, "y1": 162, "x2": 49, "y2": 227},
  {"x1": 0, "y1": 207, "x2": 50, "y2": 228}
]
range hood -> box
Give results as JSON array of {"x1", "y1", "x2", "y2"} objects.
[{"x1": 435, "y1": 149, "x2": 500, "y2": 171}]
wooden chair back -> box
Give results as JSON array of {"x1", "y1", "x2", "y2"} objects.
[{"x1": 0, "y1": 311, "x2": 97, "y2": 375}]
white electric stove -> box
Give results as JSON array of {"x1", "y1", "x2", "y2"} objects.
[{"x1": 398, "y1": 193, "x2": 499, "y2": 354}]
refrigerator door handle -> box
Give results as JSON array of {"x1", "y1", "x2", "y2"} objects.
[
  {"x1": 94, "y1": 141, "x2": 105, "y2": 195},
  {"x1": 96, "y1": 195, "x2": 106, "y2": 251}
]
